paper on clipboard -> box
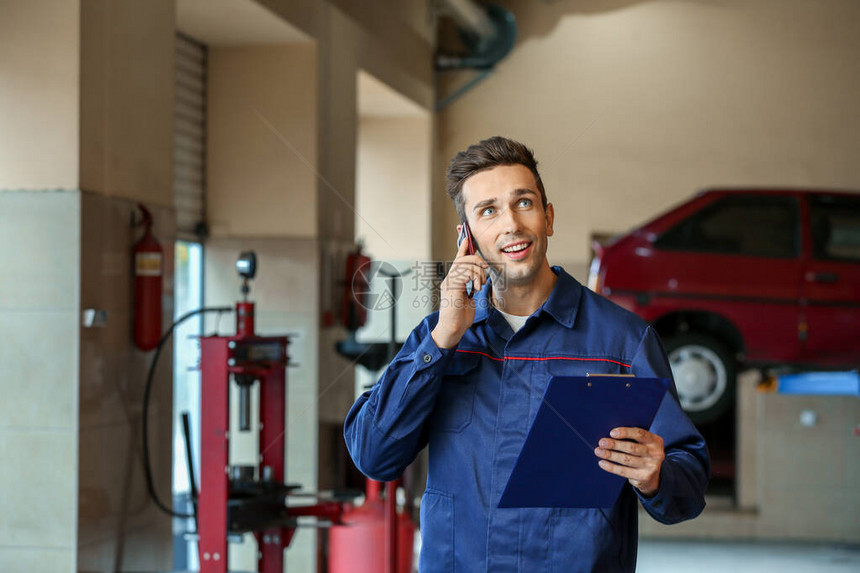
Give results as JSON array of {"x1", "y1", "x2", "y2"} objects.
[{"x1": 498, "y1": 375, "x2": 670, "y2": 509}]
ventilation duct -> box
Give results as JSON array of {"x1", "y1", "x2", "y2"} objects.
[{"x1": 436, "y1": 0, "x2": 517, "y2": 70}]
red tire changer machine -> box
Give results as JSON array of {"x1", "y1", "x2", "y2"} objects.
[{"x1": 197, "y1": 252, "x2": 343, "y2": 573}]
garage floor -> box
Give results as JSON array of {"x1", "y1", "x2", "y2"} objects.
[{"x1": 637, "y1": 540, "x2": 860, "y2": 572}]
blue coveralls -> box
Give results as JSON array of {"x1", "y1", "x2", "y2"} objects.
[{"x1": 344, "y1": 267, "x2": 710, "y2": 572}]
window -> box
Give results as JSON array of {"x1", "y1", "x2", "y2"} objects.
[
  {"x1": 810, "y1": 195, "x2": 860, "y2": 262},
  {"x1": 172, "y1": 240, "x2": 203, "y2": 571},
  {"x1": 655, "y1": 195, "x2": 800, "y2": 258}
]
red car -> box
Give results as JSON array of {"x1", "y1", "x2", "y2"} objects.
[{"x1": 588, "y1": 188, "x2": 860, "y2": 424}]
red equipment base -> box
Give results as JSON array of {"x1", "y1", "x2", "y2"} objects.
[
  {"x1": 328, "y1": 479, "x2": 415, "y2": 573},
  {"x1": 197, "y1": 302, "x2": 343, "y2": 573}
]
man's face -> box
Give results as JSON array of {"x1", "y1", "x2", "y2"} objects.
[{"x1": 461, "y1": 164, "x2": 554, "y2": 288}]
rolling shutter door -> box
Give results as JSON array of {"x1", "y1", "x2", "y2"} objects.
[{"x1": 174, "y1": 33, "x2": 207, "y2": 241}]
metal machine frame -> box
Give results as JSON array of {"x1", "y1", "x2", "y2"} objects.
[{"x1": 195, "y1": 257, "x2": 342, "y2": 573}]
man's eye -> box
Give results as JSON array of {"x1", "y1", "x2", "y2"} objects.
[
  {"x1": 518, "y1": 198, "x2": 532, "y2": 208},
  {"x1": 481, "y1": 207, "x2": 495, "y2": 216}
]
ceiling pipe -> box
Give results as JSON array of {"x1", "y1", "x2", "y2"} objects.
[
  {"x1": 435, "y1": 0, "x2": 517, "y2": 71},
  {"x1": 443, "y1": 0, "x2": 498, "y2": 44},
  {"x1": 435, "y1": 1, "x2": 517, "y2": 110}
]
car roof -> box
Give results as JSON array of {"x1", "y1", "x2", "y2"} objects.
[{"x1": 698, "y1": 187, "x2": 860, "y2": 198}]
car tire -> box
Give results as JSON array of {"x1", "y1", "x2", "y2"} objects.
[{"x1": 663, "y1": 333, "x2": 736, "y2": 425}]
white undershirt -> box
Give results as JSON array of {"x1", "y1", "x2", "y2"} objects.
[{"x1": 496, "y1": 307, "x2": 530, "y2": 333}]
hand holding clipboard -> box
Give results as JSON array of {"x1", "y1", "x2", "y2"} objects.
[
  {"x1": 499, "y1": 375, "x2": 670, "y2": 509},
  {"x1": 594, "y1": 422, "x2": 667, "y2": 498}
]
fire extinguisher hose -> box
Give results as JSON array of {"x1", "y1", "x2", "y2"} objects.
[{"x1": 142, "y1": 306, "x2": 233, "y2": 519}]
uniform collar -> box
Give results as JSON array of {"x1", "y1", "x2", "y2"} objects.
[
  {"x1": 539, "y1": 266, "x2": 581, "y2": 328},
  {"x1": 471, "y1": 265, "x2": 581, "y2": 328}
]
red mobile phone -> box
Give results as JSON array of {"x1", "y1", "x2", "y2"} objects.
[
  {"x1": 457, "y1": 221, "x2": 476, "y2": 297},
  {"x1": 457, "y1": 221, "x2": 476, "y2": 255}
]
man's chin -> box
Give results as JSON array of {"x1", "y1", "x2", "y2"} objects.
[{"x1": 496, "y1": 266, "x2": 540, "y2": 289}]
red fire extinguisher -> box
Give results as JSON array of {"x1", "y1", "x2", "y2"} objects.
[
  {"x1": 133, "y1": 204, "x2": 163, "y2": 351},
  {"x1": 342, "y1": 242, "x2": 372, "y2": 331}
]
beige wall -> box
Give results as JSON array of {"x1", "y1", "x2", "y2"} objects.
[
  {"x1": 314, "y1": 4, "x2": 435, "y2": 243},
  {"x1": 77, "y1": 194, "x2": 175, "y2": 573},
  {"x1": 331, "y1": 0, "x2": 435, "y2": 50},
  {"x1": 257, "y1": 0, "x2": 435, "y2": 107},
  {"x1": 0, "y1": 0, "x2": 174, "y2": 201},
  {"x1": 79, "y1": 0, "x2": 175, "y2": 206},
  {"x1": 315, "y1": 9, "x2": 360, "y2": 243},
  {"x1": 207, "y1": 44, "x2": 318, "y2": 238},
  {"x1": 76, "y1": 1, "x2": 178, "y2": 569},
  {"x1": 328, "y1": 0, "x2": 436, "y2": 91},
  {"x1": 437, "y1": 0, "x2": 860, "y2": 279},
  {"x1": 0, "y1": 1, "x2": 79, "y2": 190},
  {"x1": 217, "y1": 0, "x2": 436, "y2": 244},
  {"x1": 0, "y1": 191, "x2": 80, "y2": 573},
  {"x1": 356, "y1": 116, "x2": 433, "y2": 261}
]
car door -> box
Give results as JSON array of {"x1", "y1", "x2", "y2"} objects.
[
  {"x1": 800, "y1": 193, "x2": 860, "y2": 366},
  {"x1": 652, "y1": 193, "x2": 804, "y2": 364}
]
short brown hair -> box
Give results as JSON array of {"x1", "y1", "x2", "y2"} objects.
[{"x1": 446, "y1": 136, "x2": 547, "y2": 223}]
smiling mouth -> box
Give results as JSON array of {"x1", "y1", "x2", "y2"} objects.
[
  {"x1": 501, "y1": 241, "x2": 533, "y2": 259},
  {"x1": 502, "y1": 242, "x2": 530, "y2": 252}
]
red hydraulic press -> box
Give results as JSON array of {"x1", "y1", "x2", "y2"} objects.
[{"x1": 196, "y1": 252, "x2": 342, "y2": 573}]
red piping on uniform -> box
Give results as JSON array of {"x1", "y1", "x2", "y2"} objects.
[
  {"x1": 455, "y1": 348, "x2": 632, "y2": 369},
  {"x1": 455, "y1": 349, "x2": 505, "y2": 362}
]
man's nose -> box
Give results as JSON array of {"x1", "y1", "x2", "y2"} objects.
[{"x1": 499, "y1": 206, "x2": 523, "y2": 234}]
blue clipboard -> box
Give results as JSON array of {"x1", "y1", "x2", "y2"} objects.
[{"x1": 498, "y1": 375, "x2": 670, "y2": 509}]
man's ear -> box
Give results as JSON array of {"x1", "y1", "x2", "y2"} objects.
[{"x1": 545, "y1": 203, "x2": 555, "y2": 237}]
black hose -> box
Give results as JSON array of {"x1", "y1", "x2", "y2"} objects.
[
  {"x1": 142, "y1": 306, "x2": 232, "y2": 518},
  {"x1": 181, "y1": 411, "x2": 199, "y2": 529}
]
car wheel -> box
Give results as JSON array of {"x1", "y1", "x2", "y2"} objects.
[{"x1": 664, "y1": 333, "x2": 736, "y2": 425}]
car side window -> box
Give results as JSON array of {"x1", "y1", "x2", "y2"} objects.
[
  {"x1": 810, "y1": 195, "x2": 860, "y2": 262},
  {"x1": 655, "y1": 195, "x2": 800, "y2": 258}
]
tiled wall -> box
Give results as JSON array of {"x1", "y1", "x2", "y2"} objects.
[
  {"x1": 0, "y1": 190, "x2": 176, "y2": 573},
  {"x1": 204, "y1": 237, "x2": 321, "y2": 573},
  {"x1": 640, "y1": 373, "x2": 860, "y2": 542},
  {"x1": 754, "y1": 392, "x2": 860, "y2": 541},
  {"x1": 0, "y1": 190, "x2": 80, "y2": 573},
  {"x1": 76, "y1": 192, "x2": 175, "y2": 572}
]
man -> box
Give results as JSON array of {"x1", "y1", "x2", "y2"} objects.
[{"x1": 344, "y1": 136, "x2": 709, "y2": 572}]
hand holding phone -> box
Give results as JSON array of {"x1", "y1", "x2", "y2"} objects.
[
  {"x1": 457, "y1": 222, "x2": 477, "y2": 297},
  {"x1": 431, "y1": 222, "x2": 488, "y2": 349}
]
